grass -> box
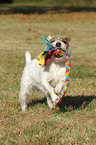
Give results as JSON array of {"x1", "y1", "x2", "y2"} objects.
[{"x1": 0, "y1": 12, "x2": 96, "y2": 144}]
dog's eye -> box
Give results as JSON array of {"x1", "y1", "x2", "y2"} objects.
[
  {"x1": 62, "y1": 40, "x2": 67, "y2": 44},
  {"x1": 50, "y1": 39, "x2": 55, "y2": 43}
]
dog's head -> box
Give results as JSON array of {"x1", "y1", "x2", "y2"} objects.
[{"x1": 47, "y1": 35, "x2": 71, "y2": 58}]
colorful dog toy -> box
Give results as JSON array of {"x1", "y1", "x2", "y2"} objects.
[{"x1": 37, "y1": 36, "x2": 71, "y2": 106}]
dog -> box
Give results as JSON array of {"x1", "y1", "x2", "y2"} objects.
[{"x1": 19, "y1": 35, "x2": 71, "y2": 111}]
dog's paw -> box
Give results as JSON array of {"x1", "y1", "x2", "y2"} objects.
[
  {"x1": 54, "y1": 88, "x2": 60, "y2": 94},
  {"x1": 52, "y1": 93, "x2": 58, "y2": 102},
  {"x1": 49, "y1": 103, "x2": 56, "y2": 109},
  {"x1": 22, "y1": 105, "x2": 26, "y2": 111},
  {"x1": 54, "y1": 84, "x2": 62, "y2": 94}
]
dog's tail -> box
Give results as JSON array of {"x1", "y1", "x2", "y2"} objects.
[{"x1": 25, "y1": 51, "x2": 31, "y2": 65}]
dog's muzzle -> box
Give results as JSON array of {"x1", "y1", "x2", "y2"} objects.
[{"x1": 54, "y1": 42, "x2": 66, "y2": 58}]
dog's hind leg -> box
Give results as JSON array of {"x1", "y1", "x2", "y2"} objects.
[
  {"x1": 19, "y1": 90, "x2": 29, "y2": 111},
  {"x1": 19, "y1": 78, "x2": 31, "y2": 111}
]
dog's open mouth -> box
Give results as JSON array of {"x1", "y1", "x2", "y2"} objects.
[{"x1": 54, "y1": 48, "x2": 63, "y2": 58}]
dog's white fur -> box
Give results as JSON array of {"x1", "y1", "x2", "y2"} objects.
[{"x1": 19, "y1": 35, "x2": 71, "y2": 111}]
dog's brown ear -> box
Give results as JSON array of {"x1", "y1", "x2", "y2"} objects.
[
  {"x1": 47, "y1": 35, "x2": 52, "y2": 41},
  {"x1": 65, "y1": 37, "x2": 71, "y2": 42}
]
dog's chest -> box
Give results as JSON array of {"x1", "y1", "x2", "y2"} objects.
[{"x1": 48, "y1": 63, "x2": 66, "y2": 85}]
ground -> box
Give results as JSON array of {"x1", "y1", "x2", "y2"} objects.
[{"x1": 0, "y1": 12, "x2": 96, "y2": 144}]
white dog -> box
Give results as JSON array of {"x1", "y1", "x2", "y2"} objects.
[{"x1": 19, "y1": 35, "x2": 71, "y2": 111}]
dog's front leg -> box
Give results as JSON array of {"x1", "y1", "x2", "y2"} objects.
[
  {"x1": 54, "y1": 82, "x2": 63, "y2": 94},
  {"x1": 46, "y1": 95, "x2": 55, "y2": 109},
  {"x1": 42, "y1": 80, "x2": 57, "y2": 102},
  {"x1": 54, "y1": 77, "x2": 65, "y2": 94}
]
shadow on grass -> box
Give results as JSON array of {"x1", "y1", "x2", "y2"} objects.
[
  {"x1": 27, "y1": 97, "x2": 47, "y2": 108},
  {"x1": 0, "y1": 5, "x2": 96, "y2": 14},
  {"x1": 58, "y1": 95, "x2": 96, "y2": 112},
  {"x1": 27, "y1": 95, "x2": 96, "y2": 112}
]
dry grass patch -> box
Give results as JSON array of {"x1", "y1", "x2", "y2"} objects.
[{"x1": 0, "y1": 12, "x2": 96, "y2": 145}]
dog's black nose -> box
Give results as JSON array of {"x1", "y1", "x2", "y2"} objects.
[{"x1": 56, "y1": 42, "x2": 61, "y2": 47}]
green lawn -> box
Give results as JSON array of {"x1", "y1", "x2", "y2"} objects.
[{"x1": 0, "y1": 12, "x2": 96, "y2": 144}]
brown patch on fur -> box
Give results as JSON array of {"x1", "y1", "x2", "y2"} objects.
[{"x1": 50, "y1": 37, "x2": 71, "y2": 48}]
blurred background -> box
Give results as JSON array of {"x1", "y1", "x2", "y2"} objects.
[
  {"x1": 0, "y1": 0, "x2": 96, "y2": 14},
  {"x1": 0, "y1": 0, "x2": 96, "y2": 7}
]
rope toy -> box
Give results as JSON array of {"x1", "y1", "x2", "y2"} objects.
[{"x1": 37, "y1": 36, "x2": 71, "y2": 106}]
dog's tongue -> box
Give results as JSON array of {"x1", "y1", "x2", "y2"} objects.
[{"x1": 45, "y1": 49, "x2": 58, "y2": 65}]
